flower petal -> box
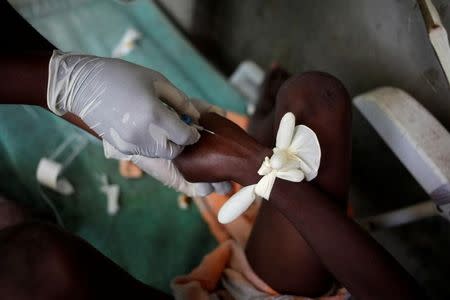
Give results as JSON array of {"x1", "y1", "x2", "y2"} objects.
[
  {"x1": 254, "y1": 172, "x2": 277, "y2": 199},
  {"x1": 270, "y1": 150, "x2": 288, "y2": 170},
  {"x1": 276, "y1": 112, "x2": 296, "y2": 149},
  {"x1": 279, "y1": 157, "x2": 302, "y2": 170},
  {"x1": 276, "y1": 169, "x2": 305, "y2": 182},
  {"x1": 218, "y1": 184, "x2": 257, "y2": 224},
  {"x1": 295, "y1": 156, "x2": 312, "y2": 174},
  {"x1": 304, "y1": 169, "x2": 318, "y2": 181},
  {"x1": 257, "y1": 157, "x2": 272, "y2": 175},
  {"x1": 289, "y1": 125, "x2": 321, "y2": 180}
]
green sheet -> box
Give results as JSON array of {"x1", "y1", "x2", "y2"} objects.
[{"x1": 2, "y1": 0, "x2": 246, "y2": 293}]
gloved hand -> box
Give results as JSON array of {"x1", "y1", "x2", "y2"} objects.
[
  {"x1": 103, "y1": 141, "x2": 231, "y2": 197},
  {"x1": 103, "y1": 99, "x2": 231, "y2": 197},
  {"x1": 47, "y1": 50, "x2": 200, "y2": 159}
]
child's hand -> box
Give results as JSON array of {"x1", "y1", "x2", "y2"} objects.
[{"x1": 174, "y1": 113, "x2": 271, "y2": 184}]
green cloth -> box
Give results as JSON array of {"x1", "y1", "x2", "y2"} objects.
[{"x1": 2, "y1": 0, "x2": 246, "y2": 293}]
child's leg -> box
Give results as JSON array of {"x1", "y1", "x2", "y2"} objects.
[
  {"x1": 248, "y1": 66, "x2": 291, "y2": 147},
  {"x1": 246, "y1": 71, "x2": 352, "y2": 296},
  {"x1": 0, "y1": 198, "x2": 28, "y2": 230},
  {"x1": 0, "y1": 222, "x2": 172, "y2": 299}
]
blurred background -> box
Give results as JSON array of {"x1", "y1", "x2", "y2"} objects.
[{"x1": 2, "y1": 0, "x2": 450, "y2": 298}]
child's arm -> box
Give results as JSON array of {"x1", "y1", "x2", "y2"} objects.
[{"x1": 175, "y1": 112, "x2": 423, "y2": 300}]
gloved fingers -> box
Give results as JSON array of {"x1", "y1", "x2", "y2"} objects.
[
  {"x1": 103, "y1": 137, "x2": 179, "y2": 162},
  {"x1": 103, "y1": 142, "x2": 223, "y2": 197},
  {"x1": 211, "y1": 182, "x2": 232, "y2": 195},
  {"x1": 190, "y1": 98, "x2": 227, "y2": 117},
  {"x1": 152, "y1": 103, "x2": 200, "y2": 150},
  {"x1": 192, "y1": 183, "x2": 214, "y2": 197},
  {"x1": 131, "y1": 155, "x2": 213, "y2": 197},
  {"x1": 103, "y1": 140, "x2": 133, "y2": 160},
  {"x1": 153, "y1": 80, "x2": 200, "y2": 121},
  {"x1": 159, "y1": 139, "x2": 184, "y2": 159}
]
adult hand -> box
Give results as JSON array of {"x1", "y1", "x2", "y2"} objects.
[
  {"x1": 103, "y1": 140, "x2": 231, "y2": 197},
  {"x1": 47, "y1": 50, "x2": 200, "y2": 159},
  {"x1": 103, "y1": 103, "x2": 233, "y2": 197}
]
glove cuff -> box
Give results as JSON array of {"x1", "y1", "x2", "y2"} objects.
[
  {"x1": 47, "y1": 50, "x2": 70, "y2": 116},
  {"x1": 48, "y1": 50, "x2": 98, "y2": 116}
]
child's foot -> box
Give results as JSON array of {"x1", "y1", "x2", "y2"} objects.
[{"x1": 248, "y1": 65, "x2": 291, "y2": 147}]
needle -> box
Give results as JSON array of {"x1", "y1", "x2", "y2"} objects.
[
  {"x1": 192, "y1": 124, "x2": 215, "y2": 135},
  {"x1": 181, "y1": 114, "x2": 216, "y2": 135}
]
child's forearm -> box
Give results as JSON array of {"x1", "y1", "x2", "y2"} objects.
[{"x1": 235, "y1": 148, "x2": 422, "y2": 300}]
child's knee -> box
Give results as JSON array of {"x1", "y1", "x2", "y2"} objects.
[{"x1": 276, "y1": 71, "x2": 351, "y2": 119}]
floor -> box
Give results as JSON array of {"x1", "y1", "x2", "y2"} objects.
[{"x1": 158, "y1": 0, "x2": 450, "y2": 298}]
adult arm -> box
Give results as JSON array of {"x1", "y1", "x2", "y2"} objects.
[
  {"x1": 0, "y1": 1, "x2": 96, "y2": 135},
  {"x1": 0, "y1": 1, "x2": 53, "y2": 106},
  {"x1": 1, "y1": 0, "x2": 199, "y2": 157},
  {"x1": 0, "y1": 1, "x2": 228, "y2": 197}
]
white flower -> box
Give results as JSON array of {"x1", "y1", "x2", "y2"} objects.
[
  {"x1": 218, "y1": 112, "x2": 321, "y2": 224},
  {"x1": 288, "y1": 123, "x2": 321, "y2": 181},
  {"x1": 272, "y1": 112, "x2": 321, "y2": 180}
]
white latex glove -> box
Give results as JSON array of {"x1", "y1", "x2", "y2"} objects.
[
  {"x1": 103, "y1": 99, "x2": 231, "y2": 197},
  {"x1": 103, "y1": 141, "x2": 231, "y2": 197},
  {"x1": 47, "y1": 50, "x2": 200, "y2": 159}
]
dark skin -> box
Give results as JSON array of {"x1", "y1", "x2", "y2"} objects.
[
  {"x1": 0, "y1": 1, "x2": 96, "y2": 136},
  {"x1": 0, "y1": 222, "x2": 173, "y2": 300},
  {"x1": 0, "y1": 105, "x2": 421, "y2": 299},
  {"x1": 0, "y1": 2, "x2": 169, "y2": 299},
  {"x1": 176, "y1": 71, "x2": 349, "y2": 296},
  {"x1": 248, "y1": 70, "x2": 351, "y2": 295},
  {"x1": 0, "y1": 1, "x2": 423, "y2": 299},
  {"x1": 174, "y1": 72, "x2": 422, "y2": 299}
]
